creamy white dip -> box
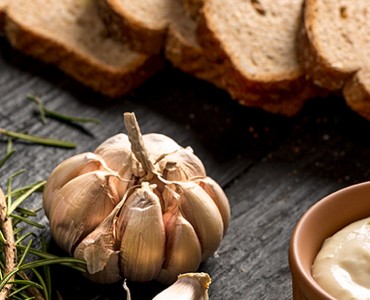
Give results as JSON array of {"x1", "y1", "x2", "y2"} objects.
[{"x1": 312, "y1": 217, "x2": 370, "y2": 300}]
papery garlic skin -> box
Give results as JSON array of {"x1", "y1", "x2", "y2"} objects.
[
  {"x1": 49, "y1": 170, "x2": 120, "y2": 254},
  {"x1": 43, "y1": 152, "x2": 108, "y2": 217},
  {"x1": 198, "y1": 176, "x2": 231, "y2": 234},
  {"x1": 158, "y1": 200, "x2": 202, "y2": 284},
  {"x1": 158, "y1": 147, "x2": 206, "y2": 182},
  {"x1": 116, "y1": 183, "x2": 166, "y2": 282},
  {"x1": 178, "y1": 182, "x2": 224, "y2": 260},
  {"x1": 43, "y1": 112, "x2": 231, "y2": 285},
  {"x1": 74, "y1": 205, "x2": 121, "y2": 284},
  {"x1": 94, "y1": 133, "x2": 132, "y2": 172}
]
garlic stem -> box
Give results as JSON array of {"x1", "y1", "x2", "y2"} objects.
[{"x1": 123, "y1": 112, "x2": 155, "y2": 174}]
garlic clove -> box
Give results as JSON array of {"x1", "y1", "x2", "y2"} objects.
[
  {"x1": 178, "y1": 182, "x2": 224, "y2": 260},
  {"x1": 197, "y1": 177, "x2": 231, "y2": 235},
  {"x1": 94, "y1": 133, "x2": 136, "y2": 197},
  {"x1": 74, "y1": 207, "x2": 121, "y2": 284},
  {"x1": 43, "y1": 152, "x2": 107, "y2": 217},
  {"x1": 116, "y1": 182, "x2": 165, "y2": 281},
  {"x1": 142, "y1": 133, "x2": 183, "y2": 162},
  {"x1": 153, "y1": 272, "x2": 211, "y2": 300},
  {"x1": 157, "y1": 202, "x2": 202, "y2": 284},
  {"x1": 159, "y1": 147, "x2": 206, "y2": 182},
  {"x1": 50, "y1": 170, "x2": 120, "y2": 254},
  {"x1": 94, "y1": 133, "x2": 132, "y2": 171}
]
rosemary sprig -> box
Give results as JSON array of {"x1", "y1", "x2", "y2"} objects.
[
  {"x1": 6, "y1": 170, "x2": 27, "y2": 214},
  {"x1": 0, "y1": 172, "x2": 86, "y2": 299},
  {"x1": 15, "y1": 245, "x2": 85, "y2": 272},
  {"x1": 8, "y1": 180, "x2": 46, "y2": 215},
  {"x1": 27, "y1": 95, "x2": 101, "y2": 125},
  {"x1": 0, "y1": 128, "x2": 76, "y2": 149}
]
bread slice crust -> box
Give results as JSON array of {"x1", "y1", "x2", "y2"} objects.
[
  {"x1": 197, "y1": 0, "x2": 308, "y2": 94},
  {"x1": 301, "y1": 0, "x2": 370, "y2": 120},
  {"x1": 5, "y1": 0, "x2": 164, "y2": 98},
  {"x1": 98, "y1": 0, "x2": 171, "y2": 54},
  {"x1": 166, "y1": 0, "x2": 321, "y2": 116},
  {"x1": 0, "y1": 0, "x2": 8, "y2": 32},
  {"x1": 299, "y1": 0, "x2": 360, "y2": 91}
]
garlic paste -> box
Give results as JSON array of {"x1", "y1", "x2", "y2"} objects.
[{"x1": 312, "y1": 217, "x2": 370, "y2": 300}]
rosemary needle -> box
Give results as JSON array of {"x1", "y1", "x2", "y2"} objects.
[
  {"x1": 0, "y1": 128, "x2": 76, "y2": 149},
  {"x1": 0, "y1": 139, "x2": 16, "y2": 168},
  {"x1": 27, "y1": 95, "x2": 101, "y2": 125}
]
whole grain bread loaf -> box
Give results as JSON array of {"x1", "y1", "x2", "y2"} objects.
[
  {"x1": 300, "y1": 0, "x2": 370, "y2": 120},
  {"x1": 5, "y1": 0, "x2": 164, "y2": 98}
]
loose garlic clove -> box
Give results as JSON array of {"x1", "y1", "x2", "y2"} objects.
[
  {"x1": 43, "y1": 152, "x2": 107, "y2": 217},
  {"x1": 116, "y1": 182, "x2": 165, "y2": 281},
  {"x1": 153, "y1": 272, "x2": 211, "y2": 300},
  {"x1": 197, "y1": 177, "x2": 231, "y2": 234},
  {"x1": 178, "y1": 182, "x2": 224, "y2": 260},
  {"x1": 157, "y1": 199, "x2": 202, "y2": 284},
  {"x1": 50, "y1": 170, "x2": 120, "y2": 254}
]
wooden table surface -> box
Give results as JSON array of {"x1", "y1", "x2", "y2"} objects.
[{"x1": 2, "y1": 34, "x2": 370, "y2": 300}]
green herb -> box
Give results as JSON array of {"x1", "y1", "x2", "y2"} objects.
[
  {"x1": 0, "y1": 140, "x2": 16, "y2": 168},
  {"x1": 28, "y1": 95, "x2": 101, "y2": 125},
  {"x1": 0, "y1": 171, "x2": 86, "y2": 300},
  {"x1": 0, "y1": 128, "x2": 76, "y2": 149}
]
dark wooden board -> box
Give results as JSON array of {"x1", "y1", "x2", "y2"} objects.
[{"x1": 2, "y1": 36, "x2": 370, "y2": 299}]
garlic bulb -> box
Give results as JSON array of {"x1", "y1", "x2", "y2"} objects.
[{"x1": 43, "y1": 112, "x2": 231, "y2": 284}]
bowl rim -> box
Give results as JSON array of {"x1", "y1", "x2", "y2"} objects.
[{"x1": 288, "y1": 181, "x2": 370, "y2": 299}]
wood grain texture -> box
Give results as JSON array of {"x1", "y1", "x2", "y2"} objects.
[{"x1": 2, "y1": 36, "x2": 370, "y2": 299}]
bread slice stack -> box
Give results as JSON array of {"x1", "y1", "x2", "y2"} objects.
[
  {"x1": 166, "y1": 0, "x2": 319, "y2": 116},
  {"x1": 3, "y1": 0, "x2": 367, "y2": 120},
  {"x1": 96, "y1": 0, "x2": 319, "y2": 116},
  {"x1": 299, "y1": 0, "x2": 370, "y2": 120}
]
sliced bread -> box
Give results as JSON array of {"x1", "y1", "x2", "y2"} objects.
[
  {"x1": 96, "y1": 0, "x2": 317, "y2": 115},
  {"x1": 0, "y1": 0, "x2": 8, "y2": 32},
  {"x1": 165, "y1": 0, "x2": 226, "y2": 89},
  {"x1": 5, "y1": 0, "x2": 164, "y2": 98},
  {"x1": 183, "y1": 0, "x2": 203, "y2": 19},
  {"x1": 197, "y1": 0, "x2": 309, "y2": 95},
  {"x1": 300, "y1": 0, "x2": 370, "y2": 120},
  {"x1": 165, "y1": 0, "x2": 317, "y2": 116},
  {"x1": 97, "y1": 0, "x2": 173, "y2": 54}
]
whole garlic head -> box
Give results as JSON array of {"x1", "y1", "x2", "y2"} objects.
[{"x1": 43, "y1": 112, "x2": 231, "y2": 285}]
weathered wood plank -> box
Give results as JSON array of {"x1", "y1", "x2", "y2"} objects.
[{"x1": 2, "y1": 34, "x2": 370, "y2": 300}]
